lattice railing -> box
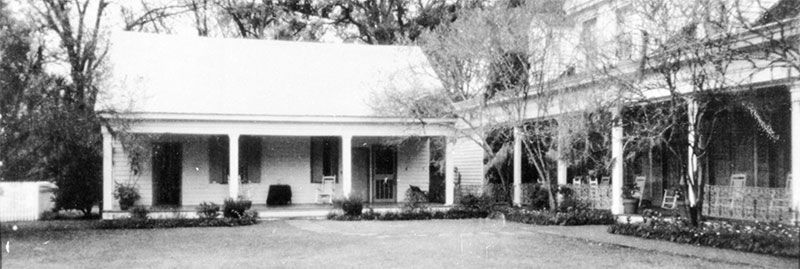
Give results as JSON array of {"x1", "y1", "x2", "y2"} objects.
[
  {"x1": 567, "y1": 185, "x2": 613, "y2": 210},
  {"x1": 703, "y1": 185, "x2": 794, "y2": 223}
]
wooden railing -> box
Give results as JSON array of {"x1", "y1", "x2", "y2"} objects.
[{"x1": 703, "y1": 185, "x2": 794, "y2": 223}]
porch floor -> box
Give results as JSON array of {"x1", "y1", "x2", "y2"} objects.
[{"x1": 102, "y1": 203, "x2": 451, "y2": 220}]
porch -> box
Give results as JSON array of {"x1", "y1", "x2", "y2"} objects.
[
  {"x1": 101, "y1": 114, "x2": 456, "y2": 219},
  {"x1": 498, "y1": 85, "x2": 799, "y2": 224}
]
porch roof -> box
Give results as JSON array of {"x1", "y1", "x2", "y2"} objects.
[{"x1": 97, "y1": 31, "x2": 443, "y2": 118}]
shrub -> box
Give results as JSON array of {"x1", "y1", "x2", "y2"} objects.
[
  {"x1": 266, "y1": 185, "x2": 292, "y2": 205},
  {"x1": 52, "y1": 145, "x2": 101, "y2": 217},
  {"x1": 40, "y1": 210, "x2": 59, "y2": 221},
  {"x1": 113, "y1": 183, "x2": 141, "y2": 211},
  {"x1": 608, "y1": 217, "x2": 800, "y2": 258},
  {"x1": 457, "y1": 194, "x2": 494, "y2": 212},
  {"x1": 504, "y1": 207, "x2": 614, "y2": 226},
  {"x1": 196, "y1": 202, "x2": 220, "y2": 219},
  {"x1": 529, "y1": 184, "x2": 550, "y2": 210},
  {"x1": 334, "y1": 196, "x2": 364, "y2": 216},
  {"x1": 129, "y1": 205, "x2": 149, "y2": 220},
  {"x1": 403, "y1": 185, "x2": 428, "y2": 211},
  {"x1": 223, "y1": 198, "x2": 252, "y2": 218}
]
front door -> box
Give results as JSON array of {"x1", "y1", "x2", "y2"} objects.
[
  {"x1": 153, "y1": 142, "x2": 182, "y2": 206},
  {"x1": 372, "y1": 145, "x2": 397, "y2": 202}
]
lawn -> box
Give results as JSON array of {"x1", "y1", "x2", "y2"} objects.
[{"x1": 0, "y1": 219, "x2": 784, "y2": 268}]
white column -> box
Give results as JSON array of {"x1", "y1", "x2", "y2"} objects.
[
  {"x1": 102, "y1": 126, "x2": 114, "y2": 213},
  {"x1": 513, "y1": 127, "x2": 523, "y2": 206},
  {"x1": 611, "y1": 105, "x2": 624, "y2": 214},
  {"x1": 445, "y1": 137, "x2": 455, "y2": 205},
  {"x1": 791, "y1": 84, "x2": 800, "y2": 222},
  {"x1": 557, "y1": 159, "x2": 568, "y2": 185},
  {"x1": 686, "y1": 98, "x2": 700, "y2": 206},
  {"x1": 342, "y1": 134, "x2": 353, "y2": 198},
  {"x1": 228, "y1": 133, "x2": 240, "y2": 198}
]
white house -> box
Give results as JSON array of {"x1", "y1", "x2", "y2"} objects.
[
  {"x1": 450, "y1": 0, "x2": 799, "y2": 223},
  {"x1": 97, "y1": 32, "x2": 457, "y2": 219}
]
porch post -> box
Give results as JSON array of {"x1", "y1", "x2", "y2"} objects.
[
  {"x1": 444, "y1": 137, "x2": 455, "y2": 205},
  {"x1": 611, "y1": 105, "x2": 624, "y2": 214},
  {"x1": 102, "y1": 126, "x2": 114, "y2": 212},
  {"x1": 557, "y1": 159, "x2": 568, "y2": 185},
  {"x1": 513, "y1": 127, "x2": 523, "y2": 206},
  {"x1": 791, "y1": 84, "x2": 800, "y2": 222},
  {"x1": 342, "y1": 134, "x2": 353, "y2": 198},
  {"x1": 228, "y1": 133, "x2": 240, "y2": 198}
]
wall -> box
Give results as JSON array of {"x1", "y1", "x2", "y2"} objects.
[
  {"x1": 110, "y1": 135, "x2": 433, "y2": 206},
  {"x1": 396, "y1": 138, "x2": 430, "y2": 202},
  {"x1": 452, "y1": 136, "x2": 485, "y2": 195},
  {"x1": 0, "y1": 182, "x2": 55, "y2": 221}
]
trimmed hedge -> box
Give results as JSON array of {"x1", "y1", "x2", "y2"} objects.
[
  {"x1": 608, "y1": 218, "x2": 800, "y2": 258},
  {"x1": 503, "y1": 208, "x2": 615, "y2": 226},
  {"x1": 97, "y1": 215, "x2": 259, "y2": 229},
  {"x1": 327, "y1": 208, "x2": 489, "y2": 221}
]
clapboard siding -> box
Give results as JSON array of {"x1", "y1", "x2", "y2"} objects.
[
  {"x1": 111, "y1": 138, "x2": 153, "y2": 208},
  {"x1": 452, "y1": 137, "x2": 485, "y2": 186},
  {"x1": 257, "y1": 136, "x2": 315, "y2": 203},
  {"x1": 396, "y1": 138, "x2": 430, "y2": 202}
]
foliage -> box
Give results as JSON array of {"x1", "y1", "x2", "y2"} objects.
[
  {"x1": 621, "y1": 183, "x2": 638, "y2": 199},
  {"x1": 327, "y1": 208, "x2": 489, "y2": 221},
  {"x1": 113, "y1": 183, "x2": 141, "y2": 210},
  {"x1": 403, "y1": 185, "x2": 428, "y2": 211},
  {"x1": 529, "y1": 183, "x2": 550, "y2": 210},
  {"x1": 455, "y1": 194, "x2": 494, "y2": 212},
  {"x1": 96, "y1": 214, "x2": 259, "y2": 230},
  {"x1": 503, "y1": 207, "x2": 615, "y2": 226},
  {"x1": 129, "y1": 205, "x2": 149, "y2": 220},
  {"x1": 333, "y1": 195, "x2": 364, "y2": 216},
  {"x1": 196, "y1": 202, "x2": 220, "y2": 219},
  {"x1": 266, "y1": 184, "x2": 292, "y2": 205},
  {"x1": 608, "y1": 215, "x2": 800, "y2": 258},
  {"x1": 222, "y1": 197, "x2": 253, "y2": 219}
]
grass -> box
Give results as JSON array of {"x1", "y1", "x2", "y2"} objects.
[{"x1": 1, "y1": 219, "x2": 790, "y2": 268}]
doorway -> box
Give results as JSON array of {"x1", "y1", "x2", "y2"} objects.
[
  {"x1": 153, "y1": 142, "x2": 182, "y2": 206},
  {"x1": 371, "y1": 145, "x2": 397, "y2": 202}
]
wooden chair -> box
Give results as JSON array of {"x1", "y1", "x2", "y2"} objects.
[
  {"x1": 316, "y1": 176, "x2": 336, "y2": 204},
  {"x1": 730, "y1": 173, "x2": 746, "y2": 188},
  {"x1": 632, "y1": 176, "x2": 647, "y2": 199},
  {"x1": 572, "y1": 176, "x2": 583, "y2": 185},
  {"x1": 661, "y1": 189, "x2": 678, "y2": 209},
  {"x1": 588, "y1": 177, "x2": 599, "y2": 185},
  {"x1": 600, "y1": 176, "x2": 610, "y2": 185}
]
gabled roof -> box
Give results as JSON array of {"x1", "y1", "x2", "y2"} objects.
[{"x1": 98, "y1": 32, "x2": 442, "y2": 118}]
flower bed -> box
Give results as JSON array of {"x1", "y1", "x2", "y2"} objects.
[
  {"x1": 502, "y1": 207, "x2": 615, "y2": 226},
  {"x1": 607, "y1": 215, "x2": 800, "y2": 258},
  {"x1": 97, "y1": 216, "x2": 259, "y2": 229},
  {"x1": 326, "y1": 208, "x2": 489, "y2": 221}
]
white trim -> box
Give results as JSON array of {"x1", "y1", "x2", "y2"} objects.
[{"x1": 101, "y1": 112, "x2": 456, "y2": 125}]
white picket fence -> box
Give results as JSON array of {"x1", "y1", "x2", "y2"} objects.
[{"x1": 0, "y1": 181, "x2": 57, "y2": 222}]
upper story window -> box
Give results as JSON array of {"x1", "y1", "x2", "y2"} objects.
[
  {"x1": 615, "y1": 7, "x2": 634, "y2": 60},
  {"x1": 580, "y1": 17, "x2": 597, "y2": 48},
  {"x1": 580, "y1": 17, "x2": 598, "y2": 68}
]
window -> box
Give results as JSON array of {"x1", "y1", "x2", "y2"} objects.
[
  {"x1": 615, "y1": 7, "x2": 634, "y2": 60},
  {"x1": 208, "y1": 136, "x2": 262, "y2": 184},
  {"x1": 311, "y1": 137, "x2": 339, "y2": 183},
  {"x1": 208, "y1": 136, "x2": 228, "y2": 184},
  {"x1": 581, "y1": 17, "x2": 598, "y2": 68}
]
